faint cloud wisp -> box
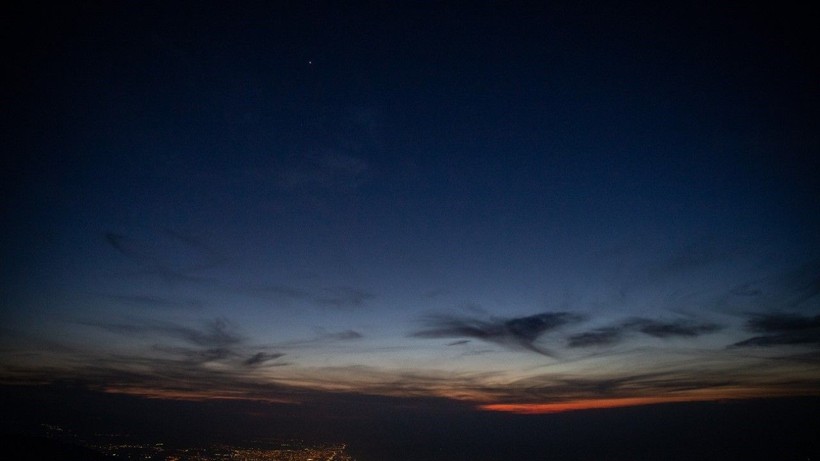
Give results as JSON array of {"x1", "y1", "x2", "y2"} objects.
[{"x1": 412, "y1": 312, "x2": 584, "y2": 356}]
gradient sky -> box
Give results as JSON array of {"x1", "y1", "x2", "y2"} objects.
[{"x1": 2, "y1": 2, "x2": 819, "y2": 416}]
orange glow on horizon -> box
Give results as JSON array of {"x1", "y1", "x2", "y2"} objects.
[
  {"x1": 481, "y1": 396, "x2": 719, "y2": 414},
  {"x1": 101, "y1": 386, "x2": 299, "y2": 405},
  {"x1": 476, "y1": 385, "x2": 804, "y2": 414},
  {"x1": 97, "y1": 383, "x2": 813, "y2": 414}
]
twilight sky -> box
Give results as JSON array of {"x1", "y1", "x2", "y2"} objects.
[{"x1": 2, "y1": 2, "x2": 819, "y2": 415}]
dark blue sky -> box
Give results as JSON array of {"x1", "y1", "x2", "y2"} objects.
[{"x1": 2, "y1": 1, "x2": 819, "y2": 415}]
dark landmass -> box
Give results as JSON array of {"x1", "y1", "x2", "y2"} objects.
[
  {"x1": 0, "y1": 434, "x2": 113, "y2": 461},
  {"x1": 1, "y1": 384, "x2": 819, "y2": 460}
]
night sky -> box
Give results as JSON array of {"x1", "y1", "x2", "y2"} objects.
[{"x1": 2, "y1": 1, "x2": 820, "y2": 458}]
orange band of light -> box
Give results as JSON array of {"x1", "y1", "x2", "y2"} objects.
[{"x1": 480, "y1": 396, "x2": 705, "y2": 414}]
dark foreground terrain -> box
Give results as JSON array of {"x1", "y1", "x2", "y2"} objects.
[{"x1": 2, "y1": 385, "x2": 818, "y2": 461}]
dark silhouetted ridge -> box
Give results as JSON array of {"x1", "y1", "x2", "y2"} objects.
[{"x1": 0, "y1": 434, "x2": 112, "y2": 461}]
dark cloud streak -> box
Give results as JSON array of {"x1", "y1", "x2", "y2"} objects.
[
  {"x1": 324, "y1": 330, "x2": 363, "y2": 341},
  {"x1": 631, "y1": 319, "x2": 723, "y2": 338},
  {"x1": 103, "y1": 231, "x2": 222, "y2": 285},
  {"x1": 105, "y1": 294, "x2": 204, "y2": 310},
  {"x1": 748, "y1": 313, "x2": 820, "y2": 333},
  {"x1": 86, "y1": 318, "x2": 242, "y2": 349},
  {"x1": 314, "y1": 286, "x2": 374, "y2": 309},
  {"x1": 733, "y1": 313, "x2": 820, "y2": 348},
  {"x1": 412, "y1": 312, "x2": 583, "y2": 356},
  {"x1": 568, "y1": 318, "x2": 722, "y2": 348},
  {"x1": 243, "y1": 352, "x2": 286, "y2": 367},
  {"x1": 568, "y1": 327, "x2": 623, "y2": 348}
]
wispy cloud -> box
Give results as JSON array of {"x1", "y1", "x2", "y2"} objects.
[
  {"x1": 500, "y1": 371, "x2": 739, "y2": 401},
  {"x1": 86, "y1": 317, "x2": 243, "y2": 349},
  {"x1": 568, "y1": 318, "x2": 722, "y2": 348},
  {"x1": 243, "y1": 352, "x2": 286, "y2": 367},
  {"x1": 724, "y1": 259, "x2": 820, "y2": 311},
  {"x1": 732, "y1": 313, "x2": 820, "y2": 347},
  {"x1": 152, "y1": 344, "x2": 236, "y2": 365},
  {"x1": 411, "y1": 312, "x2": 583, "y2": 356},
  {"x1": 104, "y1": 294, "x2": 204, "y2": 310},
  {"x1": 235, "y1": 283, "x2": 376, "y2": 311},
  {"x1": 4, "y1": 340, "x2": 819, "y2": 411},
  {"x1": 251, "y1": 285, "x2": 311, "y2": 300},
  {"x1": 314, "y1": 286, "x2": 374, "y2": 308},
  {"x1": 779, "y1": 260, "x2": 820, "y2": 309},
  {"x1": 467, "y1": 363, "x2": 817, "y2": 409},
  {"x1": 170, "y1": 318, "x2": 243, "y2": 348},
  {"x1": 567, "y1": 327, "x2": 623, "y2": 348},
  {"x1": 630, "y1": 318, "x2": 723, "y2": 338},
  {"x1": 275, "y1": 329, "x2": 364, "y2": 348},
  {"x1": 80, "y1": 317, "x2": 289, "y2": 374},
  {"x1": 323, "y1": 330, "x2": 363, "y2": 341},
  {"x1": 748, "y1": 313, "x2": 820, "y2": 333},
  {"x1": 730, "y1": 284, "x2": 763, "y2": 297},
  {"x1": 422, "y1": 288, "x2": 449, "y2": 299},
  {"x1": 104, "y1": 229, "x2": 223, "y2": 284}
]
